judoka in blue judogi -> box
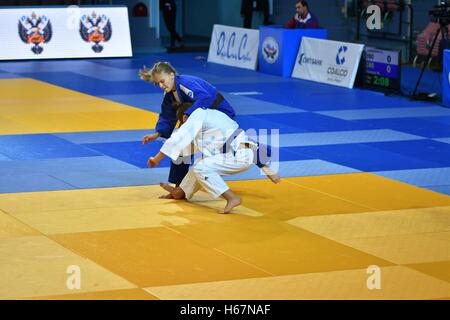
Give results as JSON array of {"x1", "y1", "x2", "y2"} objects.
[{"x1": 139, "y1": 62, "x2": 279, "y2": 194}]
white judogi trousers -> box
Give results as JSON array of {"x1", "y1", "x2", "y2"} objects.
[
  {"x1": 180, "y1": 148, "x2": 254, "y2": 199},
  {"x1": 160, "y1": 108, "x2": 257, "y2": 200}
]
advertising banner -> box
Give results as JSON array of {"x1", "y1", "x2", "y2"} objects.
[
  {"x1": 292, "y1": 37, "x2": 364, "y2": 88},
  {"x1": 208, "y1": 24, "x2": 259, "y2": 70},
  {"x1": 0, "y1": 6, "x2": 132, "y2": 60}
]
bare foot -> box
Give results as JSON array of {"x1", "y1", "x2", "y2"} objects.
[
  {"x1": 159, "y1": 182, "x2": 186, "y2": 200},
  {"x1": 220, "y1": 196, "x2": 241, "y2": 214},
  {"x1": 160, "y1": 182, "x2": 175, "y2": 193},
  {"x1": 267, "y1": 173, "x2": 281, "y2": 184},
  {"x1": 262, "y1": 166, "x2": 281, "y2": 184}
]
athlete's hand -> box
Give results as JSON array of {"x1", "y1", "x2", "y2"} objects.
[
  {"x1": 148, "y1": 152, "x2": 165, "y2": 168},
  {"x1": 142, "y1": 132, "x2": 161, "y2": 145},
  {"x1": 148, "y1": 157, "x2": 158, "y2": 168}
]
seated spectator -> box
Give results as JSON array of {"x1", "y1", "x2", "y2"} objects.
[{"x1": 285, "y1": 0, "x2": 319, "y2": 29}]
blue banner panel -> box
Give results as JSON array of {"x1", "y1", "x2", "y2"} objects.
[
  {"x1": 258, "y1": 26, "x2": 327, "y2": 77},
  {"x1": 443, "y1": 50, "x2": 450, "y2": 107}
]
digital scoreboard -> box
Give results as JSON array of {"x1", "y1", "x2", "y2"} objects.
[{"x1": 363, "y1": 47, "x2": 401, "y2": 93}]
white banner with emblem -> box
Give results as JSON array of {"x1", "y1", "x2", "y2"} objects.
[
  {"x1": 0, "y1": 6, "x2": 132, "y2": 60},
  {"x1": 207, "y1": 24, "x2": 259, "y2": 71},
  {"x1": 291, "y1": 37, "x2": 364, "y2": 89}
]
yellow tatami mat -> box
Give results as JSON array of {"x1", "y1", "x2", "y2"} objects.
[
  {"x1": 28, "y1": 289, "x2": 159, "y2": 300},
  {"x1": 144, "y1": 266, "x2": 450, "y2": 300},
  {"x1": 0, "y1": 209, "x2": 40, "y2": 239},
  {"x1": 288, "y1": 206, "x2": 450, "y2": 264},
  {"x1": 0, "y1": 236, "x2": 136, "y2": 300},
  {"x1": 0, "y1": 173, "x2": 449, "y2": 300},
  {"x1": 0, "y1": 78, "x2": 158, "y2": 134}
]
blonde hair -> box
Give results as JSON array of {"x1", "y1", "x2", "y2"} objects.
[{"x1": 139, "y1": 61, "x2": 177, "y2": 83}]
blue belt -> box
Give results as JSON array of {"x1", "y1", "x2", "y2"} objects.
[{"x1": 221, "y1": 129, "x2": 270, "y2": 169}]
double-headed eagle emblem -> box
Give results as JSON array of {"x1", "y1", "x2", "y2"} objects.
[
  {"x1": 79, "y1": 11, "x2": 112, "y2": 53},
  {"x1": 263, "y1": 44, "x2": 277, "y2": 60},
  {"x1": 18, "y1": 12, "x2": 53, "y2": 55}
]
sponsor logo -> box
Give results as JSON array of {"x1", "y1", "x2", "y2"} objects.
[
  {"x1": 298, "y1": 52, "x2": 323, "y2": 66},
  {"x1": 327, "y1": 66, "x2": 348, "y2": 77},
  {"x1": 327, "y1": 46, "x2": 350, "y2": 78},
  {"x1": 262, "y1": 36, "x2": 279, "y2": 64},
  {"x1": 180, "y1": 84, "x2": 194, "y2": 99},
  {"x1": 336, "y1": 45, "x2": 347, "y2": 65},
  {"x1": 216, "y1": 31, "x2": 252, "y2": 62}
]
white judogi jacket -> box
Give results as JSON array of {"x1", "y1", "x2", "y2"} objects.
[{"x1": 160, "y1": 108, "x2": 256, "y2": 161}]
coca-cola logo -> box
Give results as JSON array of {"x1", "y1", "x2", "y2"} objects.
[{"x1": 216, "y1": 31, "x2": 252, "y2": 62}]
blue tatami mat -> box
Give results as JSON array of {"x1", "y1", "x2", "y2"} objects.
[
  {"x1": 284, "y1": 142, "x2": 444, "y2": 172},
  {"x1": 0, "y1": 134, "x2": 100, "y2": 160},
  {"x1": 98, "y1": 94, "x2": 164, "y2": 112},
  {"x1": 425, "y1": 185, "x2": 450, "y2": 195},
  {"x1": 374, "y1": 167, "x2": 450, "y2": 187},
  {"x1": 0, "y1": 53, "x2": 449, "y2": 194},
  {"x1": 224, "y1": 159, "x2": 360, "y2": 182},
  {"x1": 55, "y1": 130, "x2": 150, "y2": 144},
  {"x1": 355, "y1": 117, "x2": 450, "y2": 138},
  {"x1": 317, "y1": 106, "x2": 450, "y2": 121},
  {"x1": 0, "y1": 73, "x2": 23, "y2": 79},
  {"x1": 0, "y1": 156, "x2": 138, "y2": 176},
  {"x1": 248, "y1": 112, "x2": 376, "y2": 132},
  {"x1": 222, "y1": 93, "x2": 305, "y2": 115},
  {"x1": 0, "y1": 153, "x2": 11, "y2": 161},
  {"x1": 235, "y1": 115, "x2": 307, "y2": 134},
  {"x1": 0, "y1": 173, "x2": 75, "y2": 193},
  {"x1": 435, "y1": 137, "x2": 450, "y2": 144},
  {"x1": 50, "y1": 168, "x2": 170, "y2": 189},
  {"x1": 274, "y1": 129, "x2": 425, "y2": 147},
  {"x1": 81, "y1": 140, "x2": 172, "y2": 168},
  {"x1": 366, "y1": 140, "x2": 450, "y2": 167},
  {"x1": 19, "y1": 72, "x2": 156, "y2": 96}
]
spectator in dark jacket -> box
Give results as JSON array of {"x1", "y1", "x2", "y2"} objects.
[
  {"x1": 241, "y1": 0, "x2": 270, "y2": 29},
  {"x1": 285, "y1": 0, "x2": 319, "y2": 29},
  {"x1": 160, "y1": 0, "x2": 184, "y2": 48}
]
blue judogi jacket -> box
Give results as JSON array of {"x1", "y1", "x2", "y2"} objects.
[{"x1": 155, "y1": 75, "x2": 235, "y2": 138}]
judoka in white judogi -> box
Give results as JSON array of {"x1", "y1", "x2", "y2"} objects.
[{"x1": 149, "y1": 107, "x2": 257, "y2": 213}]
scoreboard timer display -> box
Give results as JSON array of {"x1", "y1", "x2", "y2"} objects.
[{"x1": 363, "y1": 47, "x2": 401, "y2": 93}]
